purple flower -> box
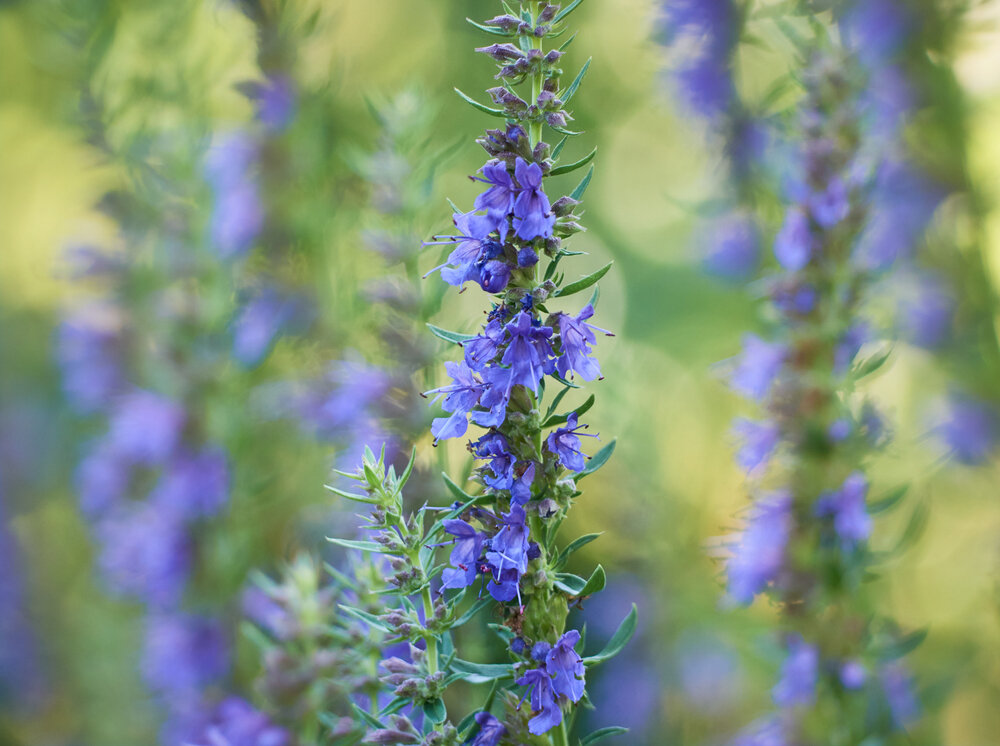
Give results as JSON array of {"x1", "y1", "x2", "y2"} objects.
[
  {"x1": 512, "y1": 158, "x2": 555, "y2": 241},
  {"x1": 486, "y1": 566, "x2": 521, "y2": 603},
  {"x1": 773, "y1": 207, "x2": 813, "y2": 271},
  {"x1": 75, "y1": 444, "x2": 130, "y2": 521},
  {"x1": 815, "y1": 472, "x2": 871, "y2": 549},
  {"x1": 501, "y1": 312, "x2": 555, "y2": 391},
  {"x1": 546, "y1": 630, "x2": 585, "y2": 702},
  {"x1": 440, "y1": 519, "x2": 486, "y2": 591},
  {"x1": 149, "y1": 446, "x2": 230, "y2": 521},
  {"x1": 937, "y1": 394, "x2": 999, "y2": 465},
  {"x1": 256, "y1": 75, "x2": 296, "y2": 133},
  {"x1": 841, "y1": 0, "x2": 912, "y2": 65},
  {"x1": 545, "y1": 413, "x2": 596, "y2": 473},
  {"x1": 474, "y1": 432, "x2": 515, "y2": 491},
  {"x1": 428, "y1": 211, "x2": 503, "y2": 291},
  {"x1": 772, "y1": 636, "x2": 818, "y2": 707},
  {"x1": 205, "y1": 133, "x2": 263, "y2": 259},
  {"x1": 56, "y1": 311, "x2": 124, "y2": 413},
  {"x1": 702, "y1": 212, "x2": 760, "y2": 281},
  {"x1": 470, "y1": 711, "x2": 506, "y2": 746},
  {"x1": 232, "y1": 289, "x2": 305, "y2": 367},
  {"x1": 465, "y1": 317, "x2": 506, "y2": 372},
  {"x1": 728, "y1": 335, "x2": 786, "y2": 402},
  {"x1": 732, "y1": 418, "x2": 780, "y2": 475},
  {"x1": 840, "y1": 660, "x2": 867, "y2": 690},
  {"x1": 191, "y1": 697, "x2": 290, "y2": 746},
  {"x1": 142, "y1": 613, "x2": 228, "y2": 695},
  {"x1": 471, "y1": 365, "x2": 515, "y2": 428},
  {"x1": 726, "y1": 492, "x2": 792, "y2": 604},
  {"x1": 474, "y1": 160, "x2": 517, "y2": 238},
  {"x1": 516, "y1": 667, "x2": 562, "y2": 735},
  {"x1": 510, "y1": 462, "x2": 535, "y2": 505},
  {"x1": 424, "y1": 361, "x2": 484, "y2": 441},
  {"x1": 834, "y1": 323, "x2": 869, "y2": 375},
  {"x1": 486, "y1": 507, "x2": 531, "y2": 576},
  {"x1": 897, "y1": 273, "x2": 953, "y2": 349},
  {"x1": 555, "y1": 304, "x2": 610, "y2": 382},
  {"x1": 881, "y1": 662, "x2": 920, "y2": 729},
  {"x1": 809, "y1": 177, "x2": 850, "y2": 229},
  {"x1": 97, "y1": 503, "x2": 191, "y2": 604},
  {"x1": 107, "y1": 390, "x2": 185, "y2": 466}
]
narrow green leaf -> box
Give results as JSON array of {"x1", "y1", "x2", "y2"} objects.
[
  {"x1": 378, "y1": 696, "x2": 411, "y2": 718},
  {"x1": 854, "y1": 346, "x2": 894, "y2": 379},
  {"x1": 543, "y1": 383, "x2": 574, "y2": 420},
  {"x1": 552, "y1": 125, "x2": 585, "y2": 136},
  {"x1": 326, "y1": 537, "x2": 386, "y2": 553},
  {"x1": 869, "y1": 484, "x2": 908, "y2": 515},
  {"x1": 427, "y1": 323, "x2": 477, "y2": 344},
  {"x1": 399, "y1": 446, "x2": 417, "y2": 488},
  {"x1": 875, "y1": 628, "x2": 929, "y2": 661},
  {"x1": 558, "y1": 31, "x2": 579, "y2": 51},
  {"x1": 551, "y1": 134, "x2": 570, "y2": 160},
  {"x1": 466, "y1": 17, "x2": 514, "y2": 36},
  {"x1": 323, "y1": 484, "x2": 380, "y2": 504},
  {"x1": 551, "y1": 372, "x2": 581, "y2": 389},
  {"x1": 555, "y1": 261, "x2": 613, "y2": 298},
  {"x1": 452, "y1": 598, "x2": 492, "y2": 629},
  {"x1": 577, "y1": 439, "x2": 616, "y2": 480},
  {"x1": 561, "y1": 57, "x2": 592, "y2": 105},
  {"x1": 349, "y1": 702, "x2": 385, "y2": 730},
  {"x1": 577, "y1": 564, "x2": 607, "y2": 597},
  {"x1": 588, "y1": 284, "x2": 600, "y2": 309},
  {"x1": 581, "y1": 727, "x2": 630, "y2": 744},
  {"x1": 442, "y1": 472, "x2": 479, "y2": 502},
  {"x1": 549, "y1": 147, "x2": 597, "y2": 177},
  {"x1": 553, "y1": 0, "x2": 586, "y2": 24},
  {"x1": 892, "y1": 500, "x2": 930, "y2": 555},
  {"x1": 339, "y1": 605, "x2": 391, "y2": 632},
  {"x1": 569, "y1": 165, "x2": 594, "y2": 201},
  {"x1": 543, "y1": 394, "x2": 596, "y2": 428},
  {"x1": 454, "y1": 88, "x2": 508, "y2": 118},
  {"x1": 488, "y1": 623, "x2": 516, "y2": 643},
  {"x1": 554, "y1": 532, "x2": 603, "y2": 570},
  {"x1": 450, "y1": 659, "x2": 514, "y2": 683},
  {"x1": 583, "y1": 605, "x2": 637, "y2": 665}
]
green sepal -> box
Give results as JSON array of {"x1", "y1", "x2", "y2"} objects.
[{"x1": 555, "y1": 262, "x2": 613, "y2": 298}]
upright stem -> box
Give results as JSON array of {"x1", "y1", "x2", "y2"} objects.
[
  {"x1": 421, "y1": 584, "x2": 439, "y2": 675},
  {"x1": 529, "y1": 31, "x2": 544, "y2": 148}
]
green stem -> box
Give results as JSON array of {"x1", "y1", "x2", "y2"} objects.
[
  {"x1": 553, "y1": 718, "x2": 570, "y2": 746},
  {"x1": 529, "y1": 28, "x2": 544, "y2": 148},
  {"x1": 421, "y1": 584, "x2": 439, "y2": 675}
]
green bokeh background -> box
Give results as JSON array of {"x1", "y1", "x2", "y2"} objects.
[{"x1": 3, "y1": 1, "x2": 1000, "y2": 744}]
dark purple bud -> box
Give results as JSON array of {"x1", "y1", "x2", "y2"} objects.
[
  {"x1": 546, "y1": 111, "x2": 568, "y2": 128},
  {"x1": 538, "y1": 5, "x2": 559, "y2": 23},
  {"x1": 511, "y1": 637, "x2": 527, "y2": 655},
  {"x1": 484, "y1": 14, "x2": 522, "y2": 31},
  {"x1": 543, "y1": 77, "x2": 559, "y2": 93},
  {"x1": 365, "y1": 729, "x2": 420, "y2": 744},
  {"x1": 517, "y1": 248, "x2": 539, "y2": 267},
  {"x1": 537, "y1": 90, "x2": 557, "y2": 108},
  {"x1": 532, "y1": 142, "x2": 550, "y2": 162},
  {"x1": 527, "y1": 542, "x2": 541, "y2": 560},
  {"x1": 479, "y1": 260, "x2": 511, "y2": 293},
  {"x1": 531, "y1": 641, "x2": 552, "y2": 661},
  {"x1": 476, "y1": 43, "x2": 525, "y2": 62},
  {"x1": 545, "y1": 50, "x2": 563, "y2": 64},
  {"x1": 487, "y1": 87, "x2": 528, "y2": 112},
  {"x1": 551, "y1": 196, "x2": 579, "y2": 217}
]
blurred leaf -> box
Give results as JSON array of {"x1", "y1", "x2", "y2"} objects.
[
  {"x1": 891, "y1": 500, "x2": 930, "y2": 555},
  {"x1": 427, "y1": 323, "x2": 477, "y2": 344},
  {"x1": 581, "y1": 727, "x2": 629, "y2": 744},
  {"x1": 326, "y1": 538, "x2": 386, "y2": 553},
  {"x1": 869, "y1": 485, "x2": 908, "y2": 515},
  {"x1": 339, "y1": 605, "x2": 391, "y2": 632},
  {"x1": 875, "y1": 628, "x2": 929, "y2": 661},
  {"x1": 583, "y1": 604, "x2": 637, "y2": 665},
  {"x1": 349, "y1": 703, "x2": 386, "y2": 730}
]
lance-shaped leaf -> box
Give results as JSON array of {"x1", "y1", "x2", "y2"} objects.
[
  {"x1": 555, "y1": 262, "x2": 613, "y2": 298},
  {"x1": 548, "y1": 147, "x2": 597, "y2": 177},
  {"x1": 323, "y1": 483, "x2": 380, "y2": 504},
  {"x1": 581, "y1": 727, "x2": 630, "y2": 744},
  {"x1": 577, "y1": 439, "x2": 616, "y2": 480},
  {"x1": 450, "y1": 658, "x2": 514, "y2": 684},
  {"x1": 554, "y1": 0, "x2": 587, "y2": 25},
  {"x1": 543, "y1": 394, "x2": 596, "y2": 428},
  {"x1": 454, "y1": 88, "x2": 508, "y2": 118},
  {"x1": 553, "y1": 532, "x2": 603, "y2": 571},
  {"x1": 570, "y1": 165, "x2": 594, "y2": 201},
  {"x1": 583, "y1": 604, "x2": 637, "y2": 665},
  {"x1": 554, "y1": 564, "x2": 605, "y2": 597},
  {"x1": 338, "y1": 604, "x2": 392, "y2": 632},
  {"x1": 561, "y1": 57, "x2": 592, "y2": 104},
  {"x1": 874, "y1": 628, "x2": 929, "y2": 662},
  {"x1": 466, "y1": 17, "x2": 514, "y2": 36},
  {"x1": 869, "y1": 484, "x2": 908, "y2": 514},
  {"x1": 427, "y1": 323, "x2": 478, "y2": 345},
  {"x1": 326, "y1": 537, "x2": 387, "y2": 553}
]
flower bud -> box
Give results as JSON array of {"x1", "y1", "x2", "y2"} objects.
[{"x1": 475, "y1": 43, "x2": 524, "y2": 62}]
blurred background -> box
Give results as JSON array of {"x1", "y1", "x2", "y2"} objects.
[{"x1": 2, "y1": 0, "x2": 1000, "y2": 744}]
